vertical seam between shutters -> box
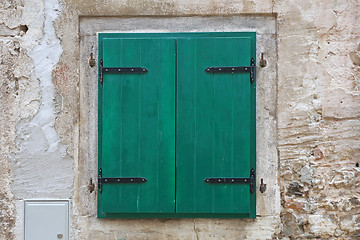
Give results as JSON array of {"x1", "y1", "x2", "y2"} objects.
[
  {"x1": 193, "y1": 39, "x2": 197, "y2": 212},
  {"x1": 137, "y1": 40, "x2": 142, "y2": 212}
]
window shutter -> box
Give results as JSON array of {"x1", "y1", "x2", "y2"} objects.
[
  {"x1": 176, "y1": 37, "x2": 255, "y2": 216},
  {"x1": 98, "y1": 33, "x2": 256, "y2": 218},
  {"x1": 98, "y1": 38, "x2": 176, "y2": 215}
]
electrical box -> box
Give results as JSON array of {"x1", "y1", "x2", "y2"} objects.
[{"x1": 24, "y1": 200, "x2": 69, "y2": 240}]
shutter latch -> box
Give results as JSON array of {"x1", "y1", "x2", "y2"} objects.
[
  {"x1": 204, "y1": 168, "x2": 255, "y2": 193},
  {"x1": 99, "y1": 59, "x2": 148, "y2": 84},
  {"x1": 98, "y1": 168, "x2": 147, "y2": 193},
  {"x1": 205, "y1": 58, "x2": 255, "y2": 83}
]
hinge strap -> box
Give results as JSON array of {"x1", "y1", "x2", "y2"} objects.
[
  {"x1": 250, "y1": 58, "x2": 255, "y2": 83},
  {"x1": 204, "y1": 168, "x2": 255, "y2": 193},
  {"x1": 99, "y1": 59, "x2": 148, "y2": 84},
  {"x1": 205, "y1": 58, "x2": 255, "y2": 84},
  {"x1": 99, "y1": 59, "x2": 103, "y2": 84},
  {"x1": 98, "y1": 168, "x2": 147, "y2": 193}
]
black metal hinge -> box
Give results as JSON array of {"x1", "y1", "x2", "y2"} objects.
[
  {"x1": 205, "y1": 58, "x2": 255, "y2": 83},
  {"x1": 204, "y1": 168, "x2": 255, "y2": 193},
  {"x1": 99, "y1": 59, "x2": 148, "y2": 84},
  {"x1": 98, "y1": 168, "x2": 147, "y2": 193}
]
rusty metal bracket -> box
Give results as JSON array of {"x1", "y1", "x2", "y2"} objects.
[
  {"x1": 88, "y1": 178, "x2": 95, "y2": 193},
  {"x1": 89, "y1": 53, "x2": 95, "y2": 67},
  {"x1": 259, "y1": 53, "x2": 267, "y2": 68}
]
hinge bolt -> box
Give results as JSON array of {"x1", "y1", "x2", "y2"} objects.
[
  {"x1": 260, "y1": 178, "x2": 267, "y2": 193},
  {"x1": 260, "y1": 53, "x2": 267, "y2": 68},
  {"x1": 89, "y1": 53, "x2": 95, "y2": 67},
  {"x1": 88, "y1": 178, "x2": 95, "y2": 193}
]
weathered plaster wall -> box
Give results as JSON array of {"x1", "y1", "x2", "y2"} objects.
[
  {"x1": 275, "y1": 0, "x2": 360, "y2": 238},
  {"x1": 0, "y1": 0, "x2": 74, "y2": 239},
  {"x1": 0, "y1": 0, "x2": 359, "y2": 239},
  {"x1": 1, "y1": 0, "x2": 40, "y2": 239}
]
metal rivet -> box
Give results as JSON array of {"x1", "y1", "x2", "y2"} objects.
[
  {"x1": 117, "y1": 179, "x2": 120, "y2": 182},
  {"x1": 245, "y1": 68, "x2": 248, "y2": 70},
  {"x1": 118, "y1": 69, "x2": 121, "y2": 71},
  {"x1": 105, "y1": 179, "x2": 107, "y2": 182},
  {"x1": 105, "y1": 69, "x2": 108, "y2": 72}
]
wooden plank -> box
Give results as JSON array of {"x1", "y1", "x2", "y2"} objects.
[
  {"x1": 176, "y1": 37, "x2": 253, "y2": 214},
  {"x1": 100, "y1": 38, "x2": 175, "y2": 213}
]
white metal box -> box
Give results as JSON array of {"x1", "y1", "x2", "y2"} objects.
[{"x1": 24, "y1": 200, "x2": 69, "y2": 240}]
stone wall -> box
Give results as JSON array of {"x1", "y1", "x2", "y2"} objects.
[
  {"x1": 276, "y1": 0, "x2": 360, "y2": 238},
  {"x1": 0, "y1": 0, "x2": 359, "y2": 239}
]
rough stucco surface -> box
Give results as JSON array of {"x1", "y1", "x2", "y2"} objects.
[
  {"x1": 275, "y1": 0, "x2": 360, "y2": 238},
  {"x1": 0, "y1": 0, "x2": 359, "y2": 239}
]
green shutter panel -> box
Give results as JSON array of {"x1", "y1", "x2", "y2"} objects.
[
  {"x1": 98, "y1": 33, "x2": 256, "y2": 218},
  {"x1": 176, "y1": 37, "x2": 256, "y2": 216},
  {"x1": 98, "y1": 38, "x2": 176, "y2": 215}
]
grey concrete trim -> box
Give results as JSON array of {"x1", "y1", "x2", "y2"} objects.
[{"x1": 80, "y1": 16, "x2": 276, "y2": 36}]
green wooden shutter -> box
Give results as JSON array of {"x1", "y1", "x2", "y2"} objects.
[
  {"x1": 98, "y1": 33, "x2": 256, "y2": 218},
  {"x1": 98, "y1": 38, "x2": 176, "y2": 215},
  {"x1": 176, "y1": 37, "x2": 256, "y2": 216}
]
